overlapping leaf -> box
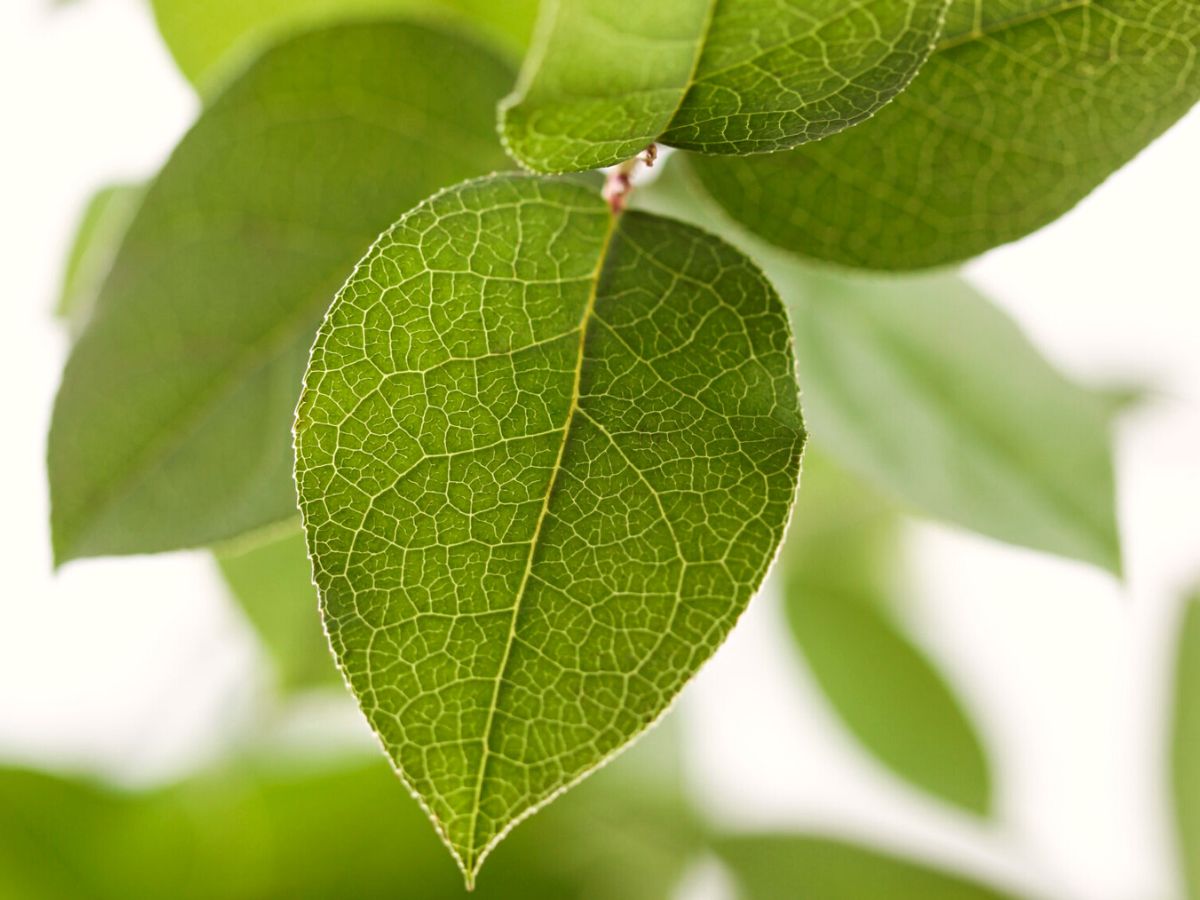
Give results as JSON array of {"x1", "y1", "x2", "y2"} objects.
[
  {"x1": 636, "y1": 159, "x2": 1121, "y2": 570},
  {"x1": 48, "y1": 22, "x2": 515, "y2": 563},
  {"x1": 780, "y1": 452, "x2": 992, "y2": 814},
  {"x1": 500, "y1": 0, "x2": 950, "y2": 173},
  {"x1": 294, "y1": 173, "x2": 805, "y2": 885},
  {"x1": 689, "y1": 0, "x2": 1200, "y2": 269},
  {"x1": 149, "y1": 0, "x2": 538, "y2": 91},
  {"x1": 55, "y1": 183, "x2": 142, "y2": 333},
  {"x1": 1172, "y1": 589, "x2": 1200, "y2": 899}
]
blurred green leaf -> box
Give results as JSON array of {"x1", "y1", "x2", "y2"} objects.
[
  {"x1": 48, "y1": 22, "x2": 515, "y2": 563},
  {"x1": 1173, "y1": 589, "x2": 1200, "y2": 899},
  {"x1": 0, "y1": 723, "x2": 699, "y2": 899},
  {"x1": 148, "y1": 0, "x2": 538, "y2": 91},
  {"x1": 781, "y1": 452, "x2": 992, "y2": 815},
  {"x1": 216, "y1": 526, "x2": 338, "y2": 692},
  {"x1": 718, "y1": 834, "x2": 1026, "y2": 899},
  {"x1": 55, "y1": 183, "x2": 142, "y2": 333},
  {"x1": 294, "y1": 173, "x2": 804, "y2": 886},
  {"x1": 499, "y1": 0, "x2": 948, "y2": 173},
  {"x1": 687, "y1": 0, "x2": 1200, "y2": 270}
]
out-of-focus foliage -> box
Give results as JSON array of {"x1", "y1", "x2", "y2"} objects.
[
  {"x1": 55, "y1": 183, "x2": 141, "y2": 334},
  {"x1": 216, "y1": 527, "x2": 335, "y2": 693},
  {"x1": 779, "y1": 452, "x2": 992, "y2": 814},
  {"x1": 48, "y1": 22, "x2": 515, "y2": 563},
  {"x1": 149, "y1": 0, "x2": 538, "y2": 90},
  {"x1": 1173, "y1": 589, "x2": 1200, "y2": 899}
]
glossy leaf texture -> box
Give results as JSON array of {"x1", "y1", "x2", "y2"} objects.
[
  {"x1": 0, "y1": 728, "x2": 699, "y2": 899},
  {"x1": 499, "y1": 0, "x2": 950, "y2": 173},
  {"x1": 55, "y1": 183, "x2": 142, "y2": 333},
  {"x1": 294, "y1": 173, "x2": 805, "y2": 885},
  {"x1": 780, "y1": 452, "x2": 992, "y2": 814},
  {"x1": 150, "y1": 0, "x2": 538, "y2": 91},
  {"x1": 718, "y1": 835, "x2": 1026, "y2": 899},
  {"x1": 216, "y1": 527, "x2": 337, "y2": 692},
  {"x1": 688, "y1": 0, "x2": 1200, "y2": 269},
  {"x1": 1173, "y1": 589, "x2": 1200, "y2": 899},
  {"x1": 48, "y1": 22, "x2": 515, "y2": 563},
  {"x1": 636, "y1": 159, "x2": 1121, "y2": 571}
]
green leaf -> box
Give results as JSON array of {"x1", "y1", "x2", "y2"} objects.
[
  {"x1": 718, "y1": 835, "x2": 1026, "y2": 899},
  {"x1": 0, "y1": 726, "x2": 699, "y2": 899},
  {"x1": 688, "y1": 0, "x2": 1200, "y2": 269},
  {"x1": 216, "y1": 526, "x2": 338, "y2": 692},
  {"x1": 780, "y1": 452, "x2": 992, "y2": 815},
  {"x1": 499, "y1": 0, "x2": 951, "y2": 173},
  {"x1": 149, "y1": 0, "x2": 538, "y2": 91},
  {"x1": 55, "y1": 183, "x2": 142, "y2": 332},
  {"x1": 637, "y1": 159, "x2": 1121, "y2": 571},
  {"x1": 48, "y1": 22, "x2": 515, "y2": 563},
  {"x1": 1172, "y1": 590, "x2": 1200, "y2": 899},
  {"x1": 294, "y1": 173, "x2": 805, "y2": 885}
]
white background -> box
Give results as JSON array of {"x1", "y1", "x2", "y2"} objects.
[{"x1": 1, "y1": 2, "x2": 1198, "y2": 898}]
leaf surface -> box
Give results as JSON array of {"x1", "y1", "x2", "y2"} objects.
[
  {"x1": 499, "y1": 0, "x2": 950, "y2": 172},
  {"x1": 780, "y1": 452, "x2": 991, "y2": 814},
  {"x1": 718, "y1": 835, "x2": 1025, "y2": 899},
  {"x1": 55, "y1": 183, "x2": 142, "y2": 332},
  {"x1": 637, "y1": 159, "x2": 1121, "y2": 570},
  {"x1": 294, "y1": 173, "x2": 805, "y2": 884},
  {"x1": 1173, "y1": 590, "x2": 1200, "y2": 899},
  {"x1": 149, "y1": 0, "x2": 538, "y2": 90},
  {"x1": 48, "y1": 22, "x2": 515, "y2": 563},
  {"x1": 689, "y1": 0, "x2": 1200, "y2": 269}
]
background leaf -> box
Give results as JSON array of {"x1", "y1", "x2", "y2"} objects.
[
  {"x1": 780, "y1": 452, "x2": 992, "y2": 815},
  {"x1": 688, "y1": 0, "x2": 1200, "y2": 269},
  {"x1": 1173, "y1": 589, "x2": 1200, "y2": 899},
  {"x1": 635, "y1": 159, "x2": 1121, "y2": 571},
  {"x1": 216, "y1": 527, "x2": 338, "y2": 693},
  {"x1": 718, "y1": 834, "x2": 1026, "y2": 899},
  {"x1": 148, "y1": 0, "x2": 538, "y2": 91},
  {"x1": 295, "y1": 173, "x2": 805, "y2": 885},
  {"x1": 499, "y1": 0, "x2": 949, "y2": 172},
  {"x1": 48, "y1": 22, "x2": 515, "y2": 563},
  {"x1": 55, "y1": 182, "x2": 142, "y2": 333}
]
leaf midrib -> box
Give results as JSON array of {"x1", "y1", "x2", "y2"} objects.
[{"x1": 463, "y1": 207, "x2": 621, "y2": 880}]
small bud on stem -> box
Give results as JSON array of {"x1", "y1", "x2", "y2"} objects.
[{"x1": 603, "y1": 144, "x2": 657, "y2": 214}]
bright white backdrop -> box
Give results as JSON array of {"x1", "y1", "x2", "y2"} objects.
[{"x1": 1, "y1": 3, "x2": 1198, "y2": 899}]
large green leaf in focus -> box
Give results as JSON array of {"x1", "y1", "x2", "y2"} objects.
[
  {"x1": 149, "y1": 0, "x2": 538, "y2": 91},
  {"x1": 688, "y1": 0, "x2": 1200, "y2": 269},
  {"x1": 0, "y1": 727, "x2": 699, "y2": 899},
  {"x1": 294, "y1": 173, "x2": 805, "y2": 885},
  {"x1": 636, "y1": 159, "x2": 1121, "y2": 571},
  {"x1": 781, "y1": 452, "x2": 992, "y2": 814},
  {"x1": 718, "y1": 835, "x2": 1026, "y2": 899},
  {"x1": 216, "y1": 527, "x2": 338, "y2": 692},
  {"x1": 499, "y1": 0, "x2": 950, "y2": 173},
  {"x1": 1173, "y1": 590, "x2": 1200, "y2": 899},
  {"x1": 48, "y1": 22, "x2": 515, "y2": 563}
]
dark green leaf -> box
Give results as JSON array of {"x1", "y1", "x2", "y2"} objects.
[
  {"x1": 48, "y1": 22, "x2": 515, "y2": 563},
  {"x1": 689, "y1": 0, "x2": 1200, "y2": 269},
  {"x1": 500, "y1": 0, "x2": 950, "y2": 172},
  {"x1": 1173, "y1": 590, "x2": 1200, "y2": 899},
  {"x1": 718, "y1": 835, "x2": 1027, "y2": 899},
  {"x1": 294, "y1": 173, "x2": 805, "y2": 885},
  {"x1": 780, "y1": 452, "x2": 992, "y2": 815}
]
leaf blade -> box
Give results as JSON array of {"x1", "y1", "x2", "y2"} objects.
[
  {"x1": 499, "y1": 0, "x2": 950, "y2": 172},
  {"x1": 294, "y1": 173, "x2": 805, "y2": 884},
  {"x1": 689, "y1": 0, "x2": 1200, "y2": 269},
  {"x1": 1173, "y1": 590, "x2": 1200, "y2": 899}
]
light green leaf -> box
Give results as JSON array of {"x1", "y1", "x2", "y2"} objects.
[
  {"x1": 780, "y1": 452, "x2": 992, "y2": 815},
  {"x1": 55, "y1": 183, "x2": 142, "y2": 333},
  {"x1": 1172, "y1": 590, "x2": 1200, "y2": 899},
  {"x1": 294, "y1": 173, "x2": 805, "y2": 885},
  {"x1": 0, "y1": 724, "x2": 699, "y2": 899},
  {"x1": 48, "y1": 22, "x2": 515, "y2": 564},
  {"x1": 637, "y1": 159, "x2": 1121, "y2": 571},
  {"x1": 688, "y1": 0, "x2": 1200, "y2": 269},
  {"x1": 499, "y1": 0, "x2": 950, "y2": 173},
  {"x1": 718, "y1": 835, "x2": 1026, "y2": 899},
  {"x1": 149, "y1": 0, "x2": 538, "y2": 91},
  {"x1": 216, "y1": 526, "x2": 338, "y2": 692}
]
